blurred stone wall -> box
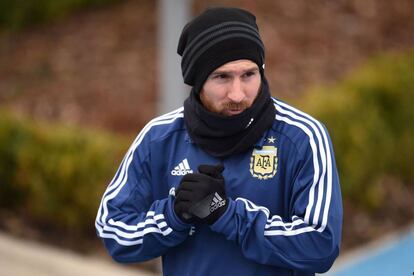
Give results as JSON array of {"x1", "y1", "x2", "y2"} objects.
[{"x1": 0, "y1": 0, "x2": 413, "y2": 134}]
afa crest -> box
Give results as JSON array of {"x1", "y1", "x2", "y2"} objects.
[{"x1": 250, "y1": 146, "x2": 278, "y2": 180}]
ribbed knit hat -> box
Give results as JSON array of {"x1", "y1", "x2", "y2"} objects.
[{"x1": 177, "y1": 7, "x2": 265, "y2": 93}]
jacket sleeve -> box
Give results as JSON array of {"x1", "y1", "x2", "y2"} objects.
[
  {"x1": 95, "y1": 127, "x2": 190, "y2": 263},
  {"x1": 210, "y1": 125, "x2": 343, "y2": 273}
]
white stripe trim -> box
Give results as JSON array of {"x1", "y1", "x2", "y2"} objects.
[
  {"x1": 274, "y1": 101, "x2": 327, "y2": 226},
  {"x1": 102, "y1": 224, "x2": 172, "y2": 239},
  {"x1": 96, "y1": 107, "x2": 184, "y2": 222},
  {"x1": 236, "y1": 198, "x2": 316, "y2": 236},
  {"x1": 96, "y1": 223, "x2": 143, "y2": 246},
  {"x1": 274, "y1": 99, "x2": 333, "y2": 232},
  {"x1": 102, "y1": 115, "x2": 183, "y2": 225},
  {"x1": 100, "y1": 110, "x2": 183, "y2": 223},
  {"x1": 275, "y1": 114, "x2": 321, "y2": 223},
  {"x1": 95, "y1": 108, "x2": 183, "y2": 243},
  {"x1": 236, "y1": 198, "x2": 270, "y2": 217},
  {"x1": 95, "y1": 222, "x2": 174, "y2": 246},
  {"x1": 264, "y1": 226, "x2": 316, "y2": 236},
  {"x1": 264, "y1": 219, "x2": 304, "y2": 230},
  {"x1": 107, "y1": 213, "x2": 167, "y2": 231},
  {"x1": 102, "y1": 107, "x2": 184, "y2": 197}
]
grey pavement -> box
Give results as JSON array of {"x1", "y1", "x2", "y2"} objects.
[
  {"x1": 0, "y1": 231, "x2": 159, "y2": 276},
  {"x1": 3, "y1": 224, "x2": 414, "y2": 276}
]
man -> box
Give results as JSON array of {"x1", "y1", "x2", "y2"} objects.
[{"x1": 95, "y1": 7, "x2": 342, "y2": 276}]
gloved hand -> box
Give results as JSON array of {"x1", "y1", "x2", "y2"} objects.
[{"x1": 174, "y1": 164, "x2": 227, "y2": 225}]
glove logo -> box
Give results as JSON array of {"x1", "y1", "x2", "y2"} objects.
[
  {"x1": 210, "y1": 192, "x2": 226, "y2": 213},
  {"x1": 171, "y1": 158, "x2": 193, "y2": 176},
  {"x1": 250, "y1": 146, "x2": 278, "y2": 180}
]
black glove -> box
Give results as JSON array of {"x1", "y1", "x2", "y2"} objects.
[{"x1": 174, "y1": 164, "x2": 227, "y2": 225}]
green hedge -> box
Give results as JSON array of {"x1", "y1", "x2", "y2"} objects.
[
  {"x1": 0, "y1": 0, "x2": 118, "y2": 32},
  {"x1": 299, "y1": 50, "x2": 414, "y2": 211},
  {"x1": 0, "y1": 111, "x2": 128, "y2": 234},
  {"x1": 1, "y1": 50, "x2": 413, "y2": 238}
]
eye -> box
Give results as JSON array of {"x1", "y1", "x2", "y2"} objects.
[
  {"x1": 213, "y1": 73, "x2": 229, "y2": 80},
  {"x1": 209, "y1": 73, "x2": 231, "y2": 83},
  {"x1": 242, "y1": 70, "x2": 258, "y2": 79}
]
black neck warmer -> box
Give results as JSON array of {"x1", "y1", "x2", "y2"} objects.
[{"x1": 184, "y1": 78, "x2": 275, "y2": 158}]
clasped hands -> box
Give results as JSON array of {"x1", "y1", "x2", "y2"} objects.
[{"x1": 174, "y1": 164, "x2": 228, "y2": 225}]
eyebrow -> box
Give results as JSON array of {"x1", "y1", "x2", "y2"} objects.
[{"x1": 211, "y1": 66, "x2": 259, "y2": 75}]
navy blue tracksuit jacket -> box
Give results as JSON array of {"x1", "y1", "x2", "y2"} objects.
[{"x1": 95, "y1": 98, "x2": 343, "y2": 275}]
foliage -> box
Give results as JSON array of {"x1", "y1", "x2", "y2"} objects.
[
  {"x1": 0, "y1": 0, "x2": 118, "y2": 32},
  {"x1": 0, "y1": 111, "x2": 129, "y2": 235},
  {"x1": 298, "y1": 50, "x2": 414, "y2": 211}
]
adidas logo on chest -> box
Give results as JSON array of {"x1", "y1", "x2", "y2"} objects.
[{"x1": 171, "y1": 158, "x2": 193, "y2": 176}]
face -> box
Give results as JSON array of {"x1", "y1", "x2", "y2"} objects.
[{"x1": 199, "y1": 59, "x2": 261, "y2": 116}]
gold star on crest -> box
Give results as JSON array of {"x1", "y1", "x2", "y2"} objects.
[{"x1": 267, "y1": 136, "x2": 276, "y2": 144}]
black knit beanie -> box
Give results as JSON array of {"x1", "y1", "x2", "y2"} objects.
[{"x1": 177, "y1": 7, "x2": 265, "y2": 94}]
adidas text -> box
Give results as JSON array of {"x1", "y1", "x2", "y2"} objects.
[
  {"x1": 210, "y1": 192, "x2": 226, "y2": 213},
  {"x1": 171, "y1": 169, "x2": 193, "y2": 176}
]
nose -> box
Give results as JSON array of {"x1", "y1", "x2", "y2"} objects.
[{"x1": 227, "y1": 79, "x2": 245, "y2": 103}]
